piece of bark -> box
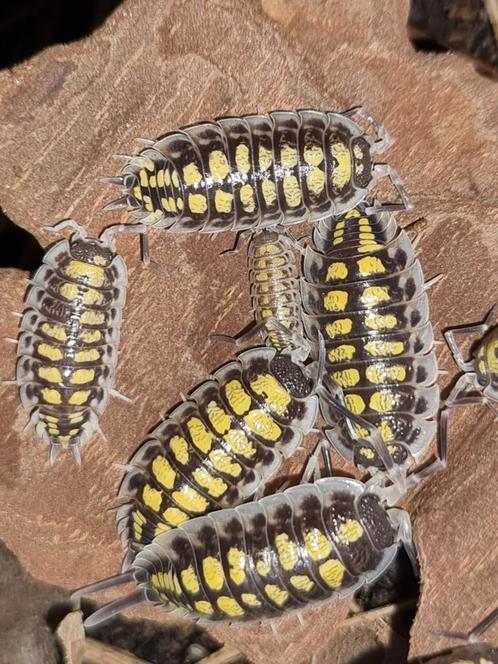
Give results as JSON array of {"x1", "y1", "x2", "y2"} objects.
[{"x1": 0, "y1": 2, "x2": 497, "y2": 664}]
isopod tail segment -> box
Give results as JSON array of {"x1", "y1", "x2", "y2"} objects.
[
  {"x1": 71, "y1": 474, "x2": 416, "y2": 629},
  {"x1": 439, "y1": 303, "x2": 498, "y2": 474}
]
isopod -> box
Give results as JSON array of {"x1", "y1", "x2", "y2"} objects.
[
  {"x1": 301, "y1": 203, "x2": 441, "y2": 477},
  {"x1": 103, "y1": 109, "x2": 412, "y2": 263},
  {"x1": 73, "y1": 475, "x2": 412, "y2": 625},
  {"x1": 14, "y1": 220, "x2": 128, "y2": 464}
]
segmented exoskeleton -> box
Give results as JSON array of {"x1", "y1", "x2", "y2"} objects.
[
  {"x1": 301, "y1": 203, "x2": 440, "y2": 475},
  {"x1": 114, "y1": 346, "x2": 319, "y2": 559},
  {"x1": 440, "y1": 305, "x2": 498, "y2": 457},
  {"x1": 74, "y1": 476, "x2": 412, "y2": 625},
  {"x1": 15, "y1": 220, "x2": 127, "y2": 464},
  {"x1": 103, "y1": 109, "x2": 412, "y2": 261},
  {"x1": 247, "y1": 230, "x2": 305, "y2": 356}
]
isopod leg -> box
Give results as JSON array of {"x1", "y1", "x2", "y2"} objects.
[
  {"x1": 221, "y1": 229, "x2": 252, "y2": 256},
  {"x1": 432, "y1": 606, "x2": 498, "y2": 644},
  {"x1": 368, "y1": 164, "x2": 413, "y2": 212},
  {"x1": 343, "y1": 106, "x2": 392, "y2": 153},
  {"x1": 43, "y1": 219, "x2": 87, "y2": 238}
]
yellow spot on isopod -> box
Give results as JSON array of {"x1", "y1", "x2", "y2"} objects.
[
  {"x1": 79, "y1": 329, "x2": 101, "y2": 344},
  {"x1": 181, "y1": 565, "x2": 200, "y2": 594},
  {"x1": 172, "y1": 487, "x2": 209, "y2": 513},
  {"x1": 227, "y1": 547, "x2": 246, "y2": 585},
  {"x1": 306, "y1": 168, "x2": 325, "y2": 196},
  {"x1": 264, "y1": 584, "x2": 288, "y2": 606},
  {"x1": 38, "y1": 366, "x2": 62, "y2": 383},
  {"x1": 139, "y1": 170, "x2": 148, "y2": 187},
  {"x1": 82, "y1": 288, "x2": 103, "y2": 306},
  {"x1": 241, "y1": 593, "x2": 262, "y2": 607},
  {"x1": 275, "y1": 533, "x2": 299, "y2": 571},
  {"x1": 331, "y1": 368, "x2": 360, "y2": 388},
  {"x1": 202, "y1": 557, "x2": 224, "y2": 590},
  {"x1": 65, "y1": 261, "x2": 105, "y2": 287},
  {"x1": 187, "y1": 417, "x2": 214, "y2": 454},
  {"x1": 359, "y1": 447, "x2": 375, "y2": 460},
  {"x1": 283, "y1": 175, "x2": 301, "y2": 208},
  {"x1": 364, "y1": 340, "x2": 404, "y2": 357},
  {"x1": 156, "y1": 170, "x2": 165, "y2": 187},
  {"x1": 330, "y1": 142, "x2": 352, "y2": 188},
  {"x1": 369, "y1": 391, "x2": 398, "y2": 413},
  {"x1": 249, "y1": 373, "x2": 291, "y2": 416},
  {"x1": 74, "y1": 349, "x2": 100, "y2": 363},
  {"x1": 345, "y1": 394, "x2": 365, "y2": 414},
  {"x1": 259, "y1": 145, "x2": 273, "y2": 170},
  {"x1": 69, "y1": 369, "x2": 95, "y2": 385},
  {"x1": 188, "y1": 193, "x2": 208, "y2": 214},
  {"x1": 224, "y1": 429, "x2": 256, "y2": 458},
  {"x1": 41, "y1": 323, "x2": 67, "y2": 342},
  {"x1": 195, "y1": 600, "x2": 213, "y2": 615},
  {"x1": 326, "y1": 262, "x2": 348, "y2": 281},
  {"x1": 133, "y1": 186, "x2": 142, "y2": 200},
  {"x1": 206, "y1": 401, "x2": 231, "y2": 434},
  {"x1": 38, "y1": 344, "x2": 63, "y2": 362},
  {"x1": 183, "y1": 163, "x2": 203, "y2": 186},
  {"x1": 170, "y1": 435, "x2": 189, "y2": 464},
  {"x1": 168, "y1": 197, "x2": 176, "y2": 212},
  {"x1": 325, "y1": 318, "x2": 353, "y2": 338},
  {"x1": 357, "y1": 256, "x2": 386, "y2": 275},
  {"x1": 304, "y1": 528, "x2": 332, "y2": 561},
  {"x1": 149, "y1": 175, "x2": 156, "y2": 187},
  {"x1": 59, "y1": 282, "x2": 79, "y2": 301},
  {"x1": 256, "y1": 559, "x2": 270, "y2": 577},
  {"x1": 225, "y1": 380, "x2": 252, "y2": 416},
  {"x1": 290, "y1": 575, "x2": 314, "y2": 592},
  {"x1": 361, "y1": 286, "x2": 391, "y2": 307},
  {"x1": 171, "y1": 170, "x2": 179, "y2": 187},
  {"x1": 235, "y1": 143, "x2": 251, "y2": 172},
  {"x1": 81, "y1": 311, "x2": 105, "y2": 326},
  {"x1": 209, "y1": 150, "x2": 230, "y2": 181},
  {"x1": 217, "y1": 596, "x2": 244, "y2": 617},
  {"x1": 177, "y1": 197, "x2": 184, "y2": 210},
  {"x1": 365, "y1": 363, "x2": 406, "y2": 384},
  {"x1": 244, "y1": 409, "x2": 281, "y2": 441},
  {"x1": 261, "y1": 179, "x2": 277, "y2": 205},
  {"x1": 208, "y1": 449, "x2": 242, "y2": 477},
  {"x1": 192, "y1": 468, "x2": 227, "y2": 498},
  {"x1": 214, "y1": 189, "x2": 233, "y2": 213},
  {"x1": 304, "y1": 144, "x2": 324, "y2": 165},
  {"x1": 280, "y1": 144, "x2": 298, "y2": 168},
  {"x1": 365, "y1": 313, "x2": 397, "y2": 331},
  {"x1": 379, "y1": 420, "x2": 395, "y2": 442},
  {"x1": 323, "y1": 290, "x2": 348, "y2": 312},
  {"x1": 142, "y1": 484, "x2": 162, "y2": 512},
  {"x1": 337, "y1": 519, "x2": 364, "y2": 544},
  {"x1": 68, "y1": 390, "x2": 91, "y2": 405},
  {"x1": 152, "y1": 455, "x2": 176, "y2": 489},
  {"x1": 327, "y1": 344, "x2": 356, "y2": 363},
  {"x1": 163, "y1": 506, "x2": 189, "y2": 526},
  {"x1": 41, "y1": 388, "x2": 62, "y2": 405},
  {"x1": 319, "y1": 559, "x2": 346, "y2": 588},
  {"x1": 240, "y1": 184, "x2": 255, "y2": 212}
]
